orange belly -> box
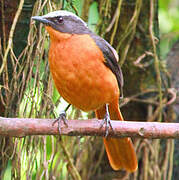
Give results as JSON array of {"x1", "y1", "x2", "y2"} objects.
[{"x1": 49, "y1": 34, "x2": 119, "y2": 111}]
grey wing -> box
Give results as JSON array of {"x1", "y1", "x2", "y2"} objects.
[{"x1": 90, "y1": 34, "x2": 124, "y2": 98}]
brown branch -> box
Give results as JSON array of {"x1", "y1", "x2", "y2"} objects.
[
  {"x1": 0, "y1": 0, "x2": 24, "y2": 75},
  {"x1": 0, "y1": 117, "x2": 179, "y2": 139}
]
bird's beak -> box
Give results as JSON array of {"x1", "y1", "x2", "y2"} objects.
[{"x1": 32, "y1": 16, "x2": 50, "y2": 25}]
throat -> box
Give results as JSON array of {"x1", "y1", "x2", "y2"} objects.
[{"x1": 45, "y1": 26, "x2": 72, "y2": 41}]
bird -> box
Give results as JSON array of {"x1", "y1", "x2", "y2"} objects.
[{"x1": 32, "y1": 10, "x2": 138, "y2": 172}]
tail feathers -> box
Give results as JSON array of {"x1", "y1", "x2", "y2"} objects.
[
  {"x1": 95, "y1": 101, "x2": 138, "y2": 172},
  {"x1": 103, "y1": 137, "x2": 137, "y2": 171}
]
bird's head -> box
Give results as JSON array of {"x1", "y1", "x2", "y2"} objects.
[{"x1": 32, "y1": 10, "x2": 90, "y2": 40}]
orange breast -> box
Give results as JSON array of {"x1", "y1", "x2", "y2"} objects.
[{"x1": 48, "y1": 31, "x2": 119, "y2": 111}]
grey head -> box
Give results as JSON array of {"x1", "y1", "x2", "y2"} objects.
[{"x1": 32, "y1": 10, "x2": 91, "y2": 34}]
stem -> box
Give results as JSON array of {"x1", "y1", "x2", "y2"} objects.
[
  {"x1": 149, "y1": 0, "x2": 163, "y2": 121},
  {"x1": 0, "y1": 0, "x2": 24, "y2": 75}
]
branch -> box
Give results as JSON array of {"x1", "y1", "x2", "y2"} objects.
[
  {"x1": 0, "y1": 0, "x2": 24, "y2": 75},
  {"x1": 0, "y1": 117, "x2": 179, "y2": 139}
]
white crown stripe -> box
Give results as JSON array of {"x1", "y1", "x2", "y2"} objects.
[{"x1": 42, "y1": 10, "x2": 87, "y2": 27}]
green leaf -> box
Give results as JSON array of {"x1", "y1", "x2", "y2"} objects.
[
  {"x1": 3, "y1": 160, "x2": 12, "y2": 180},
  {"x1": 88, "y1": 2, "x2": 99, "y2": 32}
]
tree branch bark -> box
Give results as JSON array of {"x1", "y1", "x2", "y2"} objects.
[{"x1": 0, "y1": 117, "x2": 178, "y2": 138}]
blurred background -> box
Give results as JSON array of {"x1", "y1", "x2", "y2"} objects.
[{"x1": 0, "y1": 0, "x2": 178, "y2": 179}]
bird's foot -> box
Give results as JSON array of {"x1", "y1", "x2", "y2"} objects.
[
  {"x1": 52, "y1": 104, "x2": 71, "y2": 134},
  {"x1": 100, "y1": 104, "x2": 113, "y2": 137},
  {"x1": 53, "y1": 111, "x2": 68, "y2": 134}
]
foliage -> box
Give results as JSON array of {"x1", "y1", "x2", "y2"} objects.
[
  {"x1": 0, "y1": 0, "x2": 178, "y2": 179},
  {"x1": 159, "y1": 0, "x2": 179, "y2": 58}
]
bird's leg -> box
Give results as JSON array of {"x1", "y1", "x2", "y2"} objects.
[
  {"x1": 58, "y1": 103, "x2": 71, "y2": 125},
  {"x1": 100, "y1": 104, "x2": 113, "y2": 137},
  {"x1": 52, "y1": 104, "x2": 71, "y2": 134}
]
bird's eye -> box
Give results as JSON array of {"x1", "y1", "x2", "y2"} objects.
[{"x1": 57, "y1": 16, "x2": 63, "y2": 23}]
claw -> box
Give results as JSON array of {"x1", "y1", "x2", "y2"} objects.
[
  {"x1": 52, "y1": 104, "x2": 71, "y2": 134},
  {"x1": 100, "y1": 104, "x2": 113, "y2": 137}
]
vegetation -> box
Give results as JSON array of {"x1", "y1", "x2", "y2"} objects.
[{"x1": 0, "y1": 0, "x2": 178, "y2": 179}]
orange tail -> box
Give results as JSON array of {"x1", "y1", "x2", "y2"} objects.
[{"x1": 95, "y1": 100, "x2": 138, "y2": 172}]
